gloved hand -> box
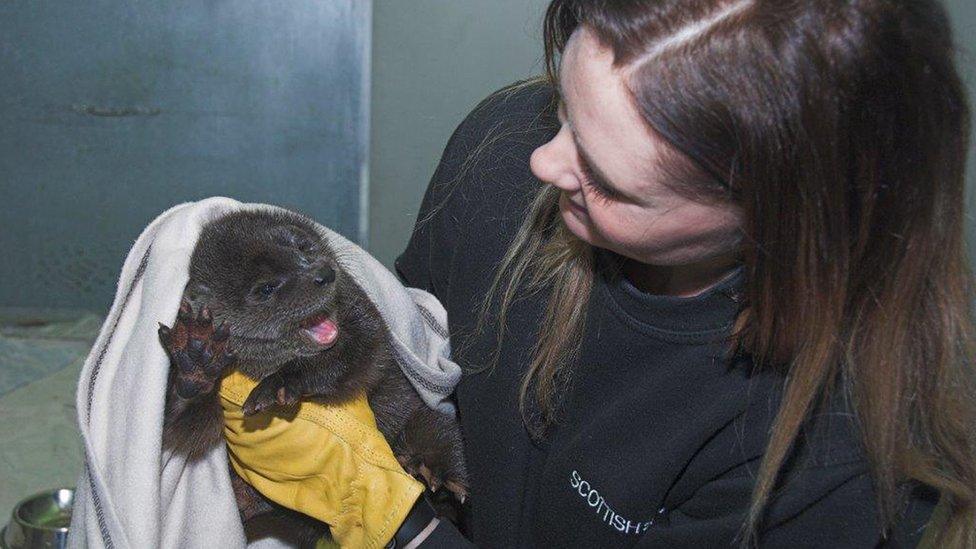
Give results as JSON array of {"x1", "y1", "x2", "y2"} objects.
[{"x1": 218, "y1": 369, "x2": 425, "y2": 548}]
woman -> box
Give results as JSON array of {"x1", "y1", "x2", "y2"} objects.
[{"x1": 391, "y1": 0, "x2": 975, "y2": 547}]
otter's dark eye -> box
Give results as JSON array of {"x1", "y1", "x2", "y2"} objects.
[{"x1": 251, "y1": 280, "x2": 283, "y2": 301}]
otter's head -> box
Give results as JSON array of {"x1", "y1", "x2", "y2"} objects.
[{"x1": 186, "y1": 209, "x2": 344, "y2": 370}]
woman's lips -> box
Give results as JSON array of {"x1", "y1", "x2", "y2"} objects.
[{"x1": 560, "y1": 192, "x2": 589, "y2": 218}]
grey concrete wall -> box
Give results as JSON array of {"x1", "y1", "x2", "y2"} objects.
[
  {"x1": 0, "y1": 0, "x2": 371, "y2": 310},
  {"x1": 369, "y1": 0, "x2": 550, "y2": 267},
  {"x1": 946, "y1": 0, "x2": 976, "y2": 257}
]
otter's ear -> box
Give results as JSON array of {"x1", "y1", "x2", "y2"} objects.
[{"x1": 270, "y1": 224, "x2": 316, "y2": 250}]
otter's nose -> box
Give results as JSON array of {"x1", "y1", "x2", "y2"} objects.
[{"x1": 313, "y1": 266, "x2": 336, "y2": 286}]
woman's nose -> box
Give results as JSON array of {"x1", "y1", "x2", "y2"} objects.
[{"x1": 530, "y1": 128, "x2": 580, "y2": 193}]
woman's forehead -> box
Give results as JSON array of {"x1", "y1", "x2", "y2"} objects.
[{"x1": 560, "y1": 27, "x2": 669, "y2": 196}]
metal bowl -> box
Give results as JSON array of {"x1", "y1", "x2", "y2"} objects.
[{"x1": 2, "y1": 488, "x2": 74, "y2": 549}]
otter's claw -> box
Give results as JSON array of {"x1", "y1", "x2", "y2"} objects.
[
  {"x1": 159, "y1": 298, "x2": 237, "y2": 399},
  {"x1": 396, "y1": 452, "x2": 468, "y2": 502},
  {"x1": 242, "y1": 375, "x2": 302, "y2": 416},
  {"x1": 444, "y1": 480, "x2": 468, "y2": 503}
]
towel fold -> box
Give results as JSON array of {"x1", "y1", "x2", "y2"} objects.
[{"x1": 69, "y1": 197, "x2": 461, "y2": 548}]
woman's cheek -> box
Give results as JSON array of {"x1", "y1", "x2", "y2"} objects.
[
  {"x1": 587, "y1": 205, "x2": 637, "y2": 249},
  {"x1": 591, "y1": 201, "x2": 628, "y2": 229}
]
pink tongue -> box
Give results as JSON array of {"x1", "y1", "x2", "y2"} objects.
[{"x1": 305, "y1": 318, "x2": 339, "y2": 345}]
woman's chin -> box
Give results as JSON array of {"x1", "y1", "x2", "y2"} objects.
[
  {"x1": 559, "y1": 209, "x2": 595, "y2": 243},
  {"x1": 558, "y1": 198, "x2": 598, "y2": 245}
]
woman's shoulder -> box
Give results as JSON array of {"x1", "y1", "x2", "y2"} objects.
[
  {"x1": 396, "y1": 79, "x2": 558, "y2": 296},
  {"x1": 435, "y1": 78, "x2": 558, "y2": 208},
  {"x1": 409, "y1": 77, "x2": 557, "y2": 220},
  {"x1": 458, "y1": 78, "x2": 557, "y2": 139}
]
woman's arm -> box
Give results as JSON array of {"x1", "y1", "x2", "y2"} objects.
[
  {"x1": 390, "y1": 496, "x2": 476, "y2": 548},
  {"x1": 395, "y1": 80, "x2": 556, "y2": 547},
  {"x1": 392, "y1": 115, "x2": 484, "y2": 545}
]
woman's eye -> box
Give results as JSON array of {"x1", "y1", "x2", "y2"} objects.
[
  {"x1": 260, "y1": 283, "x2": 276, "y2": 296},
  {"x1": 580, "y1": 162, "x2": 617, "y2": 201},
  {"x1": 583, "y1": 175, "x2": 611, "y2": 198}
]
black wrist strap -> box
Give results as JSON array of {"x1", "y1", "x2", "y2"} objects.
[{"x1": 386, "y1": 494, "x2": 437, "y2": 549}]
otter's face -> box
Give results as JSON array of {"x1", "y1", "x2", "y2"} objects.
[{"x1": 187, "y1": 210, "x2": 345, "y2": 368}]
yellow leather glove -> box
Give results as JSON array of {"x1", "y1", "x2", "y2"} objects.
[{"x1": 218, "y1": 370, "x2": 425, "y2": 549}]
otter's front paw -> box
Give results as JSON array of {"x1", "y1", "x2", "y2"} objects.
[
  {"x1": 396, "y1": 452, "x2": 469, "y2": 503},
  {"x1": 242, "y1": 375, "x2": 303, "y2": 416},
  {"x1": 159, "y1": 299, "x2": 236, "y2": 399}
]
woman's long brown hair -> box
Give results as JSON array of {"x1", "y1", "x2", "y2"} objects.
[{"x1": 477, "y1": 0, "x2": 976, "y2": 545}]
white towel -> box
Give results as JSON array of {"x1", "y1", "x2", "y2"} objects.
[{"x1": 68, "y1": 197, "x2": 462, "y2": 549}]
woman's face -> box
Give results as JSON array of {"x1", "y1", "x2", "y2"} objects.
[{"x1": 529, "y1": 26, "x2": 742, "y2": 268}]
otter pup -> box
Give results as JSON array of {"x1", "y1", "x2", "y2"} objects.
[{"x1": 157, "y1": 209, "x2": 467, "y2": 540}]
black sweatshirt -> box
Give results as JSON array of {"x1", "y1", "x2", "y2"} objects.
[{"x1": 394, "y1": 82, "x2": 937, "y2": 548}]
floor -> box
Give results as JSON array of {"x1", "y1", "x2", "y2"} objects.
[{"x1": 0, "y1": 308, "x2": 102, "y2": 522}]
